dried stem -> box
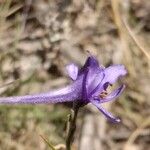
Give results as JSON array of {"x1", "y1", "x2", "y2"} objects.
[{"x1": 66, "y1": 102, "x2": 79, "y2": 150}]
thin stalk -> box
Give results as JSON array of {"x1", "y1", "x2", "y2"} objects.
[{"x1": 66, "y1": 102, "x2": 79, "y2": 150}]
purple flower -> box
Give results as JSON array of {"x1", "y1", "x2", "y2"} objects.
[{"x1": 0, "y1": 56, "x2": 127, "y2": 123}]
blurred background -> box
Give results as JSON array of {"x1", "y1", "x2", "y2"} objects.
[{"x1": 0, "y1": 0, "x2": 149, "y2": 150}]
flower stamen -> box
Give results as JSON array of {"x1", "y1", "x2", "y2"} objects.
[
  {"x1": 100, "y1": 91, "x2": 108, "y2": 99},
  {"x1": 100, "y1": 84, "x2": 113, "y2": 99}
]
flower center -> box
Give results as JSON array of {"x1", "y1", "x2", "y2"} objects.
[
  {"x1": 99, "y1": 84, "x2": 112, "y2": 99},
  {"x1": 99, "y1": 91, "x2": 108, "y2": 99}
]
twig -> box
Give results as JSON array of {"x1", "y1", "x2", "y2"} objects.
[
  {"x1": 124, "y1": 118, "x2": 150, "y2": 150},
  {"x1": 40, "y1": 134, "x2": 56, "y2": 150},
  {"x1": 0, "y1": 79, "x2": 19, "y2": 89},
  {"x1": 110, "y1": 0, "x2": 136, "y2": 77},
  {"x1": 123, "y1": 18, "x2": 150, "y2": 60}
]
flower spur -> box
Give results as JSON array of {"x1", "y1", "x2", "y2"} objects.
[{"x1": 0, "y1": 56, "x2": 127, "y2": 123}]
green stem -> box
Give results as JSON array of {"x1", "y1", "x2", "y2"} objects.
[{"x1": 66, "y1": 102, "x2": 79, "y2": 150}]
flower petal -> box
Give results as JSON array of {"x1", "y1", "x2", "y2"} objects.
[
  {"x1": 103, "y1": 65, "x2": 127, "y2": 84},
  {"x1": 0, "y1": 81, "x2": 82, "y2": 104},
  {"x1": 91, "y1": 100, "x2": 120, "y2": 123},
  {"x1": 82, "y1": 68, "x2": 89, "y2": 100},
  {"x1": 66, "y1": 63, "x2": 79, "y2": 80},
  {"x1": 78, "y1": 56, "x2": 104, "y2": 96},
  {"x1": 83, "y1": 56, "x2": 99, "y2": 68},
  {"x1": 89, "y1": 71, "x2": 105, "y2": 97}
]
